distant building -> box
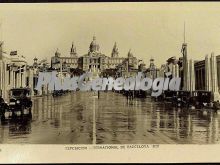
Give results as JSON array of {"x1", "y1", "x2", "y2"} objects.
[
  {"x1": 145, "y1": 58, "x2": 159, "y2": 80},
  {"x1": 51, "y1": 36, "x2": 140, "y2": 78},
  {"x1": 28, "y1": 57, "x2": 55, "y2": 96},
  {"x1": 194, "y1": 53, "x2": 220, "y2": 101},
  {"x1": 166, "y1": 56, "x2": 180, "y2": 79}
]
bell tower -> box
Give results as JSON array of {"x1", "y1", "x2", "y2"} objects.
[
  {"x1": 111, "y1": 42, "x2": 119, "y2": 57},
  {"x1": 70, "y1": 42, "x2": 77, "y2": 57},
  {"x1": 55, "y1": 48, "x2": 61, "y2": 57},
  {"x1": 182, "y1": 22, "x2": 188, "y2": 90}
]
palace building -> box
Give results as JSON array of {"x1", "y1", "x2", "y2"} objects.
[{"x1": 51, "y1": 36, "x2": 139, "y2": 76}]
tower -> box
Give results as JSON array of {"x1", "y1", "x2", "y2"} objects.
[
  {"x1": 127, "y1": 49, "x2": 133, "y2": 58},
  {"x1": 210, "y1": 52, "x2": 220, "y2": 101},
  {"x1": 149, "y1": 58, "x2": 157, "y2": 79},
  {"x1": 55, "y1": 48, "x2": 61, "y2": 57},
  {"x1": 205, "y1": 55, "x2": 211, "y2": 91},
  {"x1": 150, "y1": 58, "x2": 155, "y2": 68},
  {"x1": 70, "y1": 42, "x2": 77, "y2": 57},
  {"x1": 34, "y1": 57, "x2": 38, "y2": 63},
  {"x1": 33, "y1": 57, "x2": 38, "y2": 68},
  {"x1": 181, "y1": 22, "x2": 188, "y2": 90},
  {"x1": 111, "y1": 42, "x2": 119, "y2": 57}
]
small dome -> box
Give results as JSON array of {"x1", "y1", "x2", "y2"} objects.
[{"x1": 150, "y1": 58, "x2": 154, "y2": 62}]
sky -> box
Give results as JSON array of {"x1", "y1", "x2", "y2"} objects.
[{"x1": 1, "y1": 3, "x2": 220, "y2": 67}]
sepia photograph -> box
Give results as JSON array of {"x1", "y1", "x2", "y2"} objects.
[{"x1": 0, "y1": 2, "x2": 220, "y2": 163}]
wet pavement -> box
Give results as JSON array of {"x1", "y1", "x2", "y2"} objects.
[{"x1": 0, "y1": 91, "x2": 220, "y2": 144}]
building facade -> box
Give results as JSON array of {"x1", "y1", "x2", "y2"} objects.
[
  {"x1": 194, "y1": 53, "x2": 220, "y2": 101},
  {"x1": 51, "y1": 36, "x2": 140, "y2": 78},
  {"x1": 0, "y1": 41, "x2": 28, "y2": 101}
]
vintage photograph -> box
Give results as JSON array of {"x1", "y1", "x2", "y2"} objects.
[{"x1": 0, "y1": 2, "x2": 220, "y2": 146}]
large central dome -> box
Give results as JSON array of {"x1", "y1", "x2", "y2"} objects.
[{"x1": 89, "y1": 36, "x2": 100, "y2": 53}]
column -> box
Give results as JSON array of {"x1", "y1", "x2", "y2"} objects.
[
  {"x1": 183, "y1": 43, "x2": 188, "y2": 91},
  {"x1": 23, "y1": 72, "x2": 26, "y2": 87},
  {"x1": 171, "y1": 64, "x2": 175, "y2": 77},
  {"x1": 195, "y1": 69, "x2": 198, "y2": 90},
  {"x1": 16, "y1": 72, "x2": 18, "y2": 88},
  {"x1": 29, "y1": 69, "x2": 34, "y2": 96},
  {"x1": 205, "y1": 55, "x2": 211, "y2": 91},
  {"x1": 10, "y1": 68, "x2": 13, "y2": 88},
  {"x1": 22, "y1": 66, "x2": 26, "y2": 87},
  {"x1": 12, "y1": 71, "x2": 14, "y2": 88},
  {"x1": 23, "y1": 71, "x2": 26, "y2": 87},
  {"x1": 200, "y1": 69, "x2": 203, "y2": 90},
  {"x1": 17, "y1": 69, "x2": 21, "y2": 88},
  {"x1": 211, "y1": 53, "x2": 218, "y2": 92},
  {"x1": 210, "y1": 52, "x2": 220, "y2": 101},
  {"x1": 175, "y1": 64, "x2": 179, "y2": 78},
  {"x1": 189, "y1": 59, "x2": 195, "y2": 92},
  {"x1": 198, "y1": 69, "x2": 201, "y2": 90},
  {"x1": 13, "y1": 71, "x2": 16, "y2": 88},
  {"x1": 21, "y1": 73, "x2": 23, "y2": 87},
  {"x1": 186, "y1": 60, "x2": 190, "y2": 91}
]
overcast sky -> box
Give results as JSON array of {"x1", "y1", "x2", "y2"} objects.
[{"x1": 1, "y1": 3, "x2": 220, "y2": 66}]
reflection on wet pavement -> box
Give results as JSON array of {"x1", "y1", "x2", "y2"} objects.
[{"x1": 0, "y1": 91, "x2": 219, "y2": 144}]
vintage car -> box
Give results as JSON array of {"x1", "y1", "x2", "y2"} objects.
[
  {"x1": 162, "y1": 90, "x2": 178, "y2": 103},
  {"x1": 174, "y1": 91, "x2": 191, "y2": 108},
  {"x1": 135, "y1": 90, "x2": 147, "y2": 98},
  {"x1": 52, "y1": 90, "x2": 64, "y2": 97},
  {"x1": 191, "y1": 91, "x2": 211, "y2": 109},
  {"x1": 8, "y1": 88, "x2": 32, "y2": 115}
]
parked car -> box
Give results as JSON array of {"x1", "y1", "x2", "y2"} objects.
[
  {"x1": 174, "y1": 91, "x2": 191, "y2": 108},
  {"x1": 8, "y1": 88, "x2": 32, "y2": 115},
  {"x1": 191, "y1": 91, "x2": 211, "y2": 109}
]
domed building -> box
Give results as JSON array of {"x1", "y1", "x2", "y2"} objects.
[
  {"x1": 89, "y1": 36, "x2": 100, "y2": 54},
  {"x1": 78, "y1": 36, "x2": 107, "y2": 72},
  {"x1": 50, "y1": 36, "x2": 141, "y2": 76}
]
